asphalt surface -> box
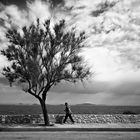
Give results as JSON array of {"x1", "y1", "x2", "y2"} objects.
[
  {"x1": 1, "y1": 123, "x2": 140, "y2": 132},
  {"x1": 0, "y1": 132, "x2": 140, "y2": 140}
]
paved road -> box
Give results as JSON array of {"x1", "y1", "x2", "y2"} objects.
[{"x1": 0, "y1": 132, "x2": 140, "y2": 140}]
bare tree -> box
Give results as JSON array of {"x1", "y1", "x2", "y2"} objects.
[{"x1": 1, "y1": 19, "x2": 91, "y2": 126}]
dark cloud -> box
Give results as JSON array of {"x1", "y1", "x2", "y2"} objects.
[
  {"x1": 0, "y1": 77, "x2": 110, "y2": 94},
  {"x1": 0, "y1": 0, "x2": 26, "y2": 9},
  {"x1": 51, "y1": 79, "x2": 140, "y2": 97},
  {"x1": 0, "y1": 77, "x2": 8, "y2": 85},
  {"x1": 1, "y1": 76, "x2": 140, "y2": 105},
  {"x1": 91, "y1": 0, "x2": 119, "y2": 17},
  {"x1": 109, "y1": 81, "x2": 140, "y2": 96},
  {"x1": 77, "y1": 6, "x2": 85, "y2": 10},
  {"x1": 0, "y1": 83, "x2": 37, "y2": 104},
  {"x1": 51, "y1": 81, "x2": 110, "y2": 94},
  {"x1": 49, "y1": 0, "x2": 64, "y2": 7},
  {"x1": 0, "y1": 0, "x2": 64, "y2": 9},
  {"x1": 1, "y1": 75, "x2": 140, "y2": 97}
]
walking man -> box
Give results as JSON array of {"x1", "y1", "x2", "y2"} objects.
[{"x1": 63, "y1": 102, "x2": 75, "y2": 124}]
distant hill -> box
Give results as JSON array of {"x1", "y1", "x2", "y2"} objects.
[{"x1": 0, "y1": 104, "x2": 140, "y2": 115}]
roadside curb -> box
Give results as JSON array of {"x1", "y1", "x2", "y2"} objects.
[{"x1": 0, "y1": 127, "x2": 140, "y2": 132}]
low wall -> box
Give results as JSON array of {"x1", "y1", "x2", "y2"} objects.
[
  {"x1": 0, "y1": 114, "x2": 140, "y2": 124},
  {"x1": 72, "y1": 114, "x2": 140, "y2": 124}
]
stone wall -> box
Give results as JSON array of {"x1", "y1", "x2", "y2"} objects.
[
  {"x1": 0, "y1": 115, "x2": 43, "y2": 124},
  {"x1": 72, "y1": 114, "x2": 140, "y2": 124},
  {"x1": 0, "y1": 114, "x2": 140, "y2": 124}
]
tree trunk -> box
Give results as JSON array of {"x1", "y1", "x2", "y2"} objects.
[{"x1": 39, "y1": 99, "x2": 50, "y2": 126}]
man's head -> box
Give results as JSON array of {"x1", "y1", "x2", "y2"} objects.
[{"x1": 65, "y1": 102, "x2": 68, "y2": 106}]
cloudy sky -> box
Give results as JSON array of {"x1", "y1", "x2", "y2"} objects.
[{"x1": 0, "y1": 0, "x2": 140, "y2": 105}]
